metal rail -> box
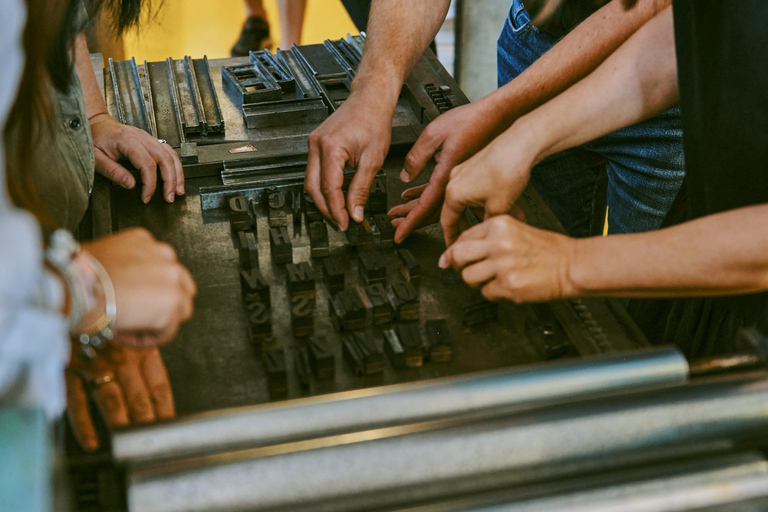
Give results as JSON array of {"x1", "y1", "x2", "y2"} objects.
[
  {"x1": 127, "y1": 373, "x2": 768, "y2": 512},
  {"x1": 113, "y1": 347, "x2": 687, "y2": 465}
]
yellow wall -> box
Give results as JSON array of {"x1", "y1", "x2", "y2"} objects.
[{"x1": 124, "y1": 0, "x2": 358, "y2": 61}]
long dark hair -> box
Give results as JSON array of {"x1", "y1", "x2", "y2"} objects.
[{"x1": 4, "y1": 0, "x2": 149, "y2": 222}]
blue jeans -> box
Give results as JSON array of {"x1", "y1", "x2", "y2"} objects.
[{"x1": 498, "y1": 0, "x2": 685, "y2": 237}]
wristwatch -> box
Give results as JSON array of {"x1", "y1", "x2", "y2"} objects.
[{"x1": 46, "y1": 230, "x2": 116, "y2": 358}]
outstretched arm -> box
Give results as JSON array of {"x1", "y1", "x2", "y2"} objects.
[{"x1": 304, "y1": 0, "x2": 451, "y2": 230}]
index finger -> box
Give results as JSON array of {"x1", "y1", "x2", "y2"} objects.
[
  {"x1": 142, "y1": 139, "x2": 178, "y2": 203},
  {"x1": 117, "y1": 137, "x2": 157, "y2": 204},
  {"x1": 319, "y1": 144, "x2": 349, "y2": 230}
]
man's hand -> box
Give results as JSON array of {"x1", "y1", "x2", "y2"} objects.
[
  {"x1": 438, "y1": 215, "x2": 578, "y2": 303},
  {"x1": 90, "y1": 114, "x2": 185, "y2": 204},
  {"x1": 305, "y1": 94, "x2": 394, "y2": 231},
  {"x1": 389, "y1": 102, "x2": 504, "y2": 243},
  {"x1": 82, "y1": 228, "x2": 197, "y2": 348},
  {"x1": 66, "y1": 343, "x2": 175, "y2": 451}
]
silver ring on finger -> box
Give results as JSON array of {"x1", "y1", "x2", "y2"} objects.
[
  {"x1": 89, "y1": 373, "x2": 115, "y2": 389},
  {"x1": 157, "y1": 139, "x2": 167, "y2": 145}
]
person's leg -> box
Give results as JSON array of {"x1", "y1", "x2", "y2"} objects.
[
  {"x1": 498, "y1": 0, "x2": 604, "y2": 237},
  {"x1": 585, "y1": 107, "x2": 685, "y2": 235},
  {"x1": 277, "y1": 0, "x2": 307, "y2": 50},
  {"x1": 232, "y1": 0, "x2": 272, "y2": 56}
]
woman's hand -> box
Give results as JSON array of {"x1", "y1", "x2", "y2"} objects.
[
  {"x1": 66, "y1": 342, "x2": 174, "y2": 451},
  {"x1": 82, "y1": 228, "x2": 196, "y2": 347},
  {"x1": 439, "y1": 215, "x2": 578, "y2": 303}
]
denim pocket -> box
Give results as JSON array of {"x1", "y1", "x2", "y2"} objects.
[{"x1": 509, "y1": 0, "x2": 534, "y2": 34}]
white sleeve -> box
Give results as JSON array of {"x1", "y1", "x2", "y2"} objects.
[{"x1": 0, "y1": 0, "x2": 71, "y2": 419}]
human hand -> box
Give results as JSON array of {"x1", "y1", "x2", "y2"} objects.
[
  {"x1": 440, "y1": 127, "x2": 537, "y2": 247},
  {"x1": 66, "y1": 342, "x2": 175, "y2": 451},
  {"x1": 305, "y1": 93, "x2": 394, "y2": 230},
  {"x1": 390, "y1": 102, "x2": 504, "y2": 243},
  {"x1": 90, "y1": 113, "x2": 184, "y2": 204},
  {"x1": 438, "y1": 215, "x2": 578, "y2": 303},
  {"x1": 82, "y1": 228, "x2": 196, "y2": 347}
]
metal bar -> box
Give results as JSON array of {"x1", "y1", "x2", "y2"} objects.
[
  {"x1": 113, "y1": 347, "x2": 687, "y2": 465},
  {"x1": 142, "y1": 60, "x2": 158, "y2": 138},
  {"x1": 107, "y1": 58, "x2": 126, "y2": 125},
  {"x1": 183, "y1": 56, "x2": 206, "y2": 133},
  {"x1": 127, "y1": 374, "x2": 768, "y2": 512},
  {"x1": 193, "y1": 56, "x2": 225, "y2": 133},
  {"x1": 404, "y1": 453, "x2": 768, "y2": 512},
  {"x1": 145, "y1": 61, "x2": 185, "y2": 148}
]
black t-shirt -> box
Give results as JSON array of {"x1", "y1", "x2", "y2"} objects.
[{"x1": 629, "y1": 0, "x2": 768, "y2": 357}]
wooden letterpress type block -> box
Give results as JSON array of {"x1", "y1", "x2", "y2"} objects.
[
  {"x1": 309, "y1": 221, "x2": 330, "y2": 259},
  {"x1": 240, "y1": 268, "x2": 270, "y2": 306},
  {"x1": 293, "y1": 347, "x2": 311, "y2": 389},
  {"x1": 269, "y1": 226, "x2": 293, "y2": 265},
  {"x1": 229, "y1": 195, "x2": 253, "y2": 232},
  {"x1": 363, "y1": 283, "x2": 393, "y2": 326},
  {"x1": 346, "y1": 218, "x2": 373, "y2": 251},
  {"x1": 267, "y1": 190, "x2": 288, "y2": 227},
  {"x1": 308, "y1": 336, "x2": 335, "y2": 380},
  {"x1": 343, "y1": 332, "x2": 383, "y2": 376},
  {"x1": 304, "y1": 191, "x2": 324, "y2": 224},
  {"x1": 237, "y1": 231, "x2": 259, "y2": 271},
  {"x1": 330, "y1": 288, "x2": 367, "y2": 331},
  {"x1": 322, "y1": 257, "x2": 345, "y2": 295},
  {"x1": 265, "y1": 348, "x2": 288, "y2": 395},
  {"x1": 290, "y1": 292, "x2": 315, "y2": 338},
  {"x1": 292, "y1": 191, "x2": 303, "y2": 236},
  {"x1": 373, "y1": 214, "x2": 395, "y2": 250},
  {"x1": 245, "y1": 301, "x2": 272, "y2": 339},
  {"x1": 383, "y1": 328, "x2": 406, "y2": 369},
  {"x1": 389, "y1": 277, "x2": 420, "y2": 321},
  {"x1": 462, "y1": 301, "x2": 499, "y2": 327},
  {"x1": 398, "y1": 248, "x2": 421, "y2": 286},
  {"x1": 358, "y1": 251, "x2": 387, "y2": 286},
  {"x1": 286, "y1": 262, "x2": 316, "y2": 298},
  {"x1": 366, "y1": 176, "x2": 388, "y2": 214},
  {"x1": 424, "y1": 319, "x2": 452, "y2": 362},
  {"x1": 395, "y1": 323, "x2": 424, "y2": 367}
]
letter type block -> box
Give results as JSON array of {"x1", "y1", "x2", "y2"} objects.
[
  {"x1": 366, "y1": 176, "x2": 387, "y2": 214},
  {"x1": 286, "y1": 262, "x2": 315, "y2": 298},
  {"x1": 395, "y1": 323, "x2": 424, "y2": 367},
  {"x1": 267, "y1": 190, "x2": 287, "y2": 227},
  {"x1": 240, "y1": 268, "x2": 270, "y2": 306},
  {"x1": 389, "y1": 277, "x2": 420, "y2": 321},
  {"x1": 383, "y1": 328, "x2": 406, "y2": 369},
  {"x1": 237, "y1": 231, "x2": 259, "y2": 271},
  {"x1": 424, "y1": 319, "x2": 452, "y2": 362},
  {"x1": 346, "y1": 218, "x2": 373, "y2": 251},
  {"x1": 398, "y1": 248, "x2": 421, "y2": 287},
  {"x1": 293, "y1": 347, "x2": 311, "y2": 389},
  {"x1": 330, "y1": 288, "x2": 367, "y2": 331},
  {"x1": 265, "y1": 348, "x2": 287, "y2": 395},
  {"x1": 373, "y1": 214, "x2": 395, "y2": 250},
  {"x1": 228, "y1": 195, "x2": 253, "y2": 232},
  {"x1": 343, "y1": 331, "x2": 384, "y2": 376},
  {"x1": 290, "y1": 292, "x2": 315, "y2": 338},
  {"x1": 245, "y1": 300, "x2": 272, "y2": 340},
  {"x1": 358, "y1": 251, "x2": 387, "y2": 286},
  {"x1": 462, "y1": 300, "x2": 499, "y2": 327},
  {"x1": 304, "y1": 192, "x2": 324, "y2": 224},
  {"x1": 363, "y1": 283, "x2": 393, "y2": 326},
  {"x1": 307, "y1": 336, "x2": 335, "y2": 380},
  {"x1": 322, "y1": 257, "x2": 345, "y2": 295},
  {"x1": 269, "y1": 226, "x2": 293, "y2": 265},
  {"x1": 292, "y1": 191, "x2": 303, "y2": 236},
  {"x1": 309, "y1": 221, "x2": 330, "y2": 259}
]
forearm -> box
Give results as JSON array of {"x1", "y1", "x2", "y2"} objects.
[
  {"x1": 508, "y1": 6, "x2": 678, "y2": 166},
  {"x1": 570, "y1": 205, "x2": 768, "y2": 298},
  {"x1": 74, "y1": 33, "x2": 109, "y2": 121},
  {"x1": 351, "y1": 0, "x2": 451, "y2": 110},
  {"x1": 478, "y1": 0, "x2": 671, "y2": 133}
]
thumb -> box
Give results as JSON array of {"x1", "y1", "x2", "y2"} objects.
[{"x1": 402, "y1": 128, "x2": 442, "y2": 183}]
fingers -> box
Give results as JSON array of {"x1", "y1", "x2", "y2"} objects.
[
  {"x1": 305, "y1": 141, "x2": 333, "y2": 223},
  {"x1": 402, "y1": 128, "x2": 441, "y2": 184},
  {"x1": 95, "y1": 148, "x2": 136, "y2": 190},
  {"x1": 141, "y1": 138, "x2": 178, "y2": 204},
  {"x1": 116, "y1": 137, "x2": 158, "y2": 204},
  {"x1": 440, "y1": 239, "x2": 490, "y2": 270},
  {"x1": 394, "y1": 179, "x2": 446, "y2": 244},
  {"x1": 440, "y1": 183, "x2": 466, "y2": 248},
  {"x1": 92, "y1": 378, "x2": 130, "y2": 429},
  {"x1": 159, "y1": 141, "x2": 185, "y2": 196},
  {"x1": 65, "y1": 371, "x2": 99, "y2": 451},
  {"x1": 142, "y1": 350, "x2": 175, "y2": 419},
  {"x1": 346, "y1": 153, "x2": 380, "y2": 225},
  {"x1": 114, "y1": 356, "x2": 156, "y2": 423},
  {"x1": 400, "y1": 184, "x2": 429, "y2": 201},
  {"x1": 319, "y1": 145, "x2": 349, "y2": 230},
  {"x1": 388, "y1": 199, "x2": 418, "y2": 220}
]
